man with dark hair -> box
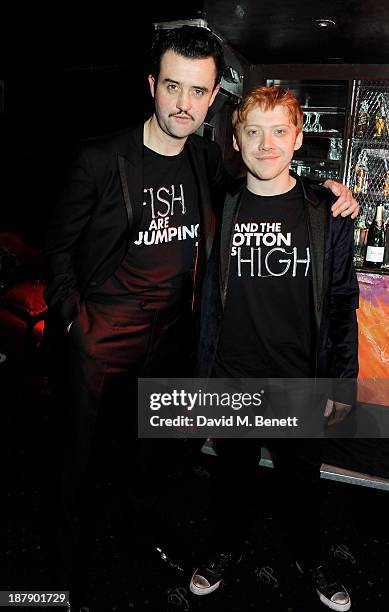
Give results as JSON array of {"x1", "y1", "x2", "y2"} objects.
[
  {"x1": 44, "y1": 24, "x2": 225, "y2": 598},
  {"x1": 190, "y1": 86, "x2": 359, "y2": 611},
  {"x1": 150, "y1": 25, "x2": 225, "y2": 86},
  {"x1": 44, "y1": 24, "x2": 358, "y2": 602}
]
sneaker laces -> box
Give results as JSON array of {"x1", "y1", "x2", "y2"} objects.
[
  {"x1": 203, "y1": 552, "x2": 236, "y2": 577},
  {"x1": 312, "y1": 563, "x2": 345, "y2": 594}
]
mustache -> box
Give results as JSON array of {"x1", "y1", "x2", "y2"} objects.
[{"x1": 169, "y1": 112, "x2": 195, "y2": 121}]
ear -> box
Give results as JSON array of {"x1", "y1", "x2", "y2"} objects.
[
  {"x1": 148, "y1": 75, "x2": 156, "y2": 98},
  {"x1": 233, "y1": 134, "x2": 240, "y2": 152},
  {"x1": 208, "y1": 83, "x2": 221, "y2": 107},
  {"x1": 294, "y1": 130, "x2": 303, "y2": 151}
]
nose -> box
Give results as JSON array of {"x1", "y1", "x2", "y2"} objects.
[
  {"x1": 176, "y1": 88, "x2": 191, "y2": 113},
  {"x1": 260, "y1": 131, "x2": 274, "y2": 150}
]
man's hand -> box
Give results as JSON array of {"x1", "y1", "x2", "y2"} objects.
[
  {"x1": 324, "y1": 398, "x2": 352, "y2": 426},
  {"x1": 323, "y1": 179, "x2": 360, "y2": 219}
]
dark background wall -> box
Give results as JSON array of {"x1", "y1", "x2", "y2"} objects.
[
  {"x1": 2, "y1": 3, "x2": 205, "y2": 247},
  {"x1": 3, "y1": 0, "x2": 389, "y2": 247}
]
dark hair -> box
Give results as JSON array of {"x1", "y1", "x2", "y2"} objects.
[{"x1": 150, "y1": 25, "x2": 225, "y2": 88}]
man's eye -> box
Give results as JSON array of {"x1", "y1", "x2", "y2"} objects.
[
  {"x1": 167, "y1": 84, "x2": 178, "y2": 92},
  {"x1": 247, "y1": 129, "x2": 257, "y2": 136},
  {"x1": 274, "y1": 129, "x2": 286, "y2": 135},
  {"x1": 193, "y1": 89, "x2": 205, "y2": 96}
]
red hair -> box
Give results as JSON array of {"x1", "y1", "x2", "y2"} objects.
[{"x1": 232, "y1": 86, "x2": 303, "y2": 133}]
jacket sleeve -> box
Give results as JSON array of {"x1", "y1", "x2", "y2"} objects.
[
  {"x1": 328, "y1": 214, "x2": 359, "y2": 403},
  {"x1": 43, "y1": 146, "x2": 98, "y2": 326},
  {"x1": 204, "y1": 140, "x2": 234, "y2": 221}
]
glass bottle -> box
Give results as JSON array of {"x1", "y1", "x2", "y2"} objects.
[
  {"x1": 364, "y1": 203, "x2": 385, "y2": 268},
  {"x1": 382, "y1": 219, "x2": 389, "y2": 269},
  {"x1": 355, "y1": 99, "x2": 369, "y2": 138},
  {"x1": 328, "y1": 138, "x2": 342, "y2": 160},
  {"x1": 353, "y1": 151, "x2": 369, "y2": 194},
  {"x1": 373, "y1": 97, "x2": 387, "y2": 139},
  {"x1": 383, "y1": 168, "x2": 389, "y2": 197},
  {"x1": 353, "y1": 213, "x2": 368, "y2": 268}
]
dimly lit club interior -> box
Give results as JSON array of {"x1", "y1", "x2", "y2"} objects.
[{"x1": 2, "y1": 2, "x2": 389, "y2": 611}]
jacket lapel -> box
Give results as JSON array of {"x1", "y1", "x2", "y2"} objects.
[
  {"x1": 220, "y1": 188, "x2": 243, "y2": 304},
  {"x1": 118, "y1": 123, "x2": 144, "y2": 232},
  {"x1": 186, "y1": 138, "x2": 215, "y2": 260},
  {"x1": 302, "y1": 182, "x2": 327, "y2": 329}
]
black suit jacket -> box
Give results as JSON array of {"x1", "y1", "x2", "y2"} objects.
[
  {"x1": 196, "y1": 176, "x2": 359, "y2": 402},
  {"x1": 44, "y1": 123, "x2": 226, "y2": 326}
]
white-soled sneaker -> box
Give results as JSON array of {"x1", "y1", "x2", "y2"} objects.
[
  {"x1": 296, "y1": 560, "x2": 351, "y2": 611},
  {"x1": 190, "y1": 551, "x2": 242, "y2": 596}
]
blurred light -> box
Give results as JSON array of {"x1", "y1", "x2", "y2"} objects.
[{"x1": 314, "y1": 19, "x2": 336, "y2": 28}]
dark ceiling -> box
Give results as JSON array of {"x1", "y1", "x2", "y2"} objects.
[
  {"x1": 8, "y1": 0, "x2": 389, "y2": 71},
  {"x1": 205, "y1": 0, "x2": 389, "y2": 64}
]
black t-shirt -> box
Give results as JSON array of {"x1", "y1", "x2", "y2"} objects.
[
  {"x1": 95, "y1": 145, "x2": 199, "y2": 300},
  {"x1": 214, "y1": 182, "x2": 315, "y2": 378}
]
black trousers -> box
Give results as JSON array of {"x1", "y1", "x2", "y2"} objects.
[
  {"x1": 211, "y1": 437, "x2": 324, "y2": 566},
  {"x1": 55, "y1": 295, "x2": 196, "y2": 587}
]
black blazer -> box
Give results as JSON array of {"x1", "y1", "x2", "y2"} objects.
[
  {"x1": 196, "y1": 177, "x2": 359, "y2": 400},
  {"x1": 44, "y1": 123, "x2": 226, "y2": 326}
]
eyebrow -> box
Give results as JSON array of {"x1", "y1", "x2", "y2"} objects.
[
  {"x1": 245, "y1": 123, "x2": 291, "y2": 128},
  {"x1": 163, "y1": 78, "x2": 209, "y2": 92}
]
